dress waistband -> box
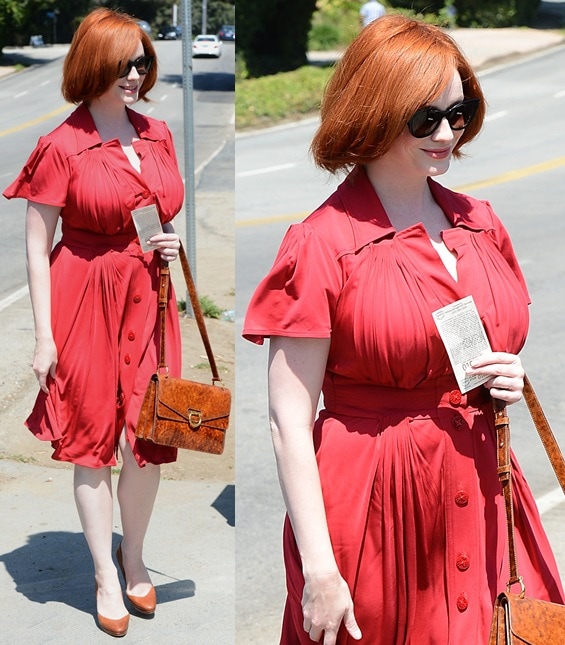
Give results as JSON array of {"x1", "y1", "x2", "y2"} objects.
[
  {"x1": 323, "y1": 376, "x2": 490, "y2": 417},
  {"x1": 60, "y1": 223, "x2": 142, "y2": 253}
]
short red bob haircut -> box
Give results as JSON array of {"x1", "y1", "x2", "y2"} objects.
[
  {"x1": 62, "y1": 8, "x2": 157, "y2": 105},
  {"x1": 311, "y1": 15, "x2": 486, "y2": 174}
]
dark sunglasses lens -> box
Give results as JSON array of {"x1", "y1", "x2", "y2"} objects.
[
  {"x1": 408, "y1": 109, "x2": 438, "y2": 138},
  {"x1": 118, "y1": 56, "x2": 153, "y2": 78},
  {"x1": 408, "y1": 99, "x2": 479, "y2": 138},
  {"x1": 448, "y1": 100, "x2": 479, "y2": 130}
]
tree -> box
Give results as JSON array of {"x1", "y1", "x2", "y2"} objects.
[
  {"x1": 0, "y1": 0, "x2": 25, "y2": 50},
  {"x1": 238, "y1": 0, "x2": 318, "y2": 78}
]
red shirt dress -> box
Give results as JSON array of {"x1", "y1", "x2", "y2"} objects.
[
  {"x1": 243, "y1": 168, "x2": 565, "y2": 644},
  {"x1": 3, "y1": 103, "x2": 185, "y2": 468}
]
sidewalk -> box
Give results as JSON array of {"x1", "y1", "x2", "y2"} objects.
[{"x1": 307, "y1": 26, "x2": 565, "y2": 70}]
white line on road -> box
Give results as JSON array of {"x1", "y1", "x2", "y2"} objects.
[
  {"x1": 555, "y1": 90, "x2": 565, "y2": 99},
  {"x1": 160, "y1": 94, "x2": 169, "y2": 102},
  {"x1": 0, "y1": 285, "x2": 29, "y2": 313},
  {"x1": 40, "y1": 80, "x2": 50, "y2": 86},
  {"x1": 485, "y1": 110, "x2": 508, "y2": 122},
  {"x1": 14, "y1": 91, "x2": 28, "y2": 99},
  {"x1": 195, "y1": 140, "x2": 227, "y2": 177},
  {"x1": 237, "y1": 162, "x2": 297, "y2": 178},
  {"x1": 537, "y1": 487, "x2": 565, "y2": 516}
]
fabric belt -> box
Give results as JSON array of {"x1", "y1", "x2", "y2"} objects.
[
  {"x1": 60, "y1": 223, "x2": 142, "y2": 254},
  {"x1": 323, "y1": 375, "x2": 490, "y2": 417}
]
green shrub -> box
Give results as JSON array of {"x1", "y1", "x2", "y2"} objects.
[
  {"x1": 308, "y1": 22, "x2": 341, "y2": 51},
  {"x1": 236, "y1": 65, "x2": 334, "y2": 130}
]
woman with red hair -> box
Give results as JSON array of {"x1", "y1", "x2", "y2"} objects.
[
  {"x1": 4, "y1": 8, "x2": 184, "y2": 637},
  {"x1": 244, "y1": 15, "x2": 564, "y2": 644}
]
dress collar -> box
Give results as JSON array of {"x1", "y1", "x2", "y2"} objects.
[
  {"x1": 334, "y1": 166, "x2": 488, "y2": 252},
  {"x1": 65, "y1": 103, "x2": 164, "y2": 153}
]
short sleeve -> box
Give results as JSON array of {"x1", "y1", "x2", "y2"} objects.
[
  {"x1": 243, "y1": 222, "x2": 343, "y2": 345},
  {"x1": 484, "y1": 200, "x2": 530, "y2": 303},
  {"x1": 3, "y1": 136, "x2": 70, "y2": 207}
]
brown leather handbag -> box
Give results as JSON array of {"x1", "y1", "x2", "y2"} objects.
[
  {"x1": 135, "y1": 244, "x2": 231, "y2": 454},
  {"x1": 489, "y1": 376, "x2": 565, "y2": 643}
]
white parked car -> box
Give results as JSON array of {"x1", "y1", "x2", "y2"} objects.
[{"x1": 192, "y1": 34, "x2": 222, "y2": 58}]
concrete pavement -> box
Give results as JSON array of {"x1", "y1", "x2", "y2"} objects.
[{"x1": 307, "y1": 26, "x2": 565, "y2": 69}]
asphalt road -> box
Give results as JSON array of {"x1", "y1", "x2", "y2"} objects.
[{"x1": 236, "y1": 45, "x2": 565, "y2": 643}]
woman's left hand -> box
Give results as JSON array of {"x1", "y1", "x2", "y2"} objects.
[
  {"x1": 466, "y1": 351, "x2": 524, "y2": 404},
  {"x1": 148, "y1": 232, "x2": 180, "y2": 262}
]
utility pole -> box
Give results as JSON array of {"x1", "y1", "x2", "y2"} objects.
[
  {"x1": 180, "y1": 0, "x2": 197, "y2": 292},
  {"x1": 201, "y1": 0, "x2": 207, "y2": 34}
]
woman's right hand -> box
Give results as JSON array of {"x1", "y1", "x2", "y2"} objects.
[
  {"x1": 33, "y1": 338, "x2": 57, "y2": 393},
  {"x1": 302, "y1": 570, "x2": 362, "y2": 644}
]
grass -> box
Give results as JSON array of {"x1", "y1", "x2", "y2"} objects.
[
  {"x1": 178, "y1": 296, "x2": 223, "y2": 319},
  {"x1": 236, "y1": 64, "x2": 335, "y2": 130}
]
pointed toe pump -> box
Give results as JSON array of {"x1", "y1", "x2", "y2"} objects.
[
  {"x1": 116, "y1": 542, "x2": 157, "y2": 615},
  {"x1": 97, "y1": 611, "x2": 130, "y2": 638},
  {"x1": 95, "y1": 582, "x2": 129, "y2": 637}
]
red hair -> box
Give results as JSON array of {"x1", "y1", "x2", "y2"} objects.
[
  {"x1": 62, "y1": 8, "x2": 157, "y2": 105},
  {"x1": 311, "y1": 15, "x2": 486, "y2": 173}
]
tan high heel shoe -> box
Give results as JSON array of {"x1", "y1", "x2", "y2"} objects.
[
  {"x1": 95, "y1": 582, "x2": 129, "y2": 637},
  {"x1": 116, "y1": 542, "x2": 157, "y2": 615}
]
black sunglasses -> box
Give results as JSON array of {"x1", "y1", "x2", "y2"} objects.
[
  {"x1": 407, "y1": 98, "x2": 480, "y2": 138},
  {"x1": 118, "y1": 55, "x2": 154, "y2": 79}
]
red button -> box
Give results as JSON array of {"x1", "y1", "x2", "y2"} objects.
[
  {"x1": 456, "y1": 554, "x2": 470, "y2": 571},
  {"x1": 455, "y1": 491, "x2": 469, "y2": 507},
  {"x1": 133, "y1": 295, "x2": 141, "y2": 303},
  {"x1": 124, "y1": 354, "x2": 131, "y2": 365},
  {"x1": 128, "y1": 331, "x2": 136, "y2": 341},
  {"x1": 451, "y1": 414, "x2": 465, "y2": 430},
  {"x1": 456, "y1": 593, "x2": 468, "y2": 612},
  {"x1": 449, "y1": 390, "x2": 462, "y2": 405}
]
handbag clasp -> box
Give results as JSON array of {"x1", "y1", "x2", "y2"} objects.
[{"x1": 188, "y1": 409, "x2": 202, "y2": 429}]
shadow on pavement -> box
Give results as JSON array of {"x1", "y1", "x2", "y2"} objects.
[
  {"x1": 212, "y1": 483, "x2": 235, "y2": 527},
  {"x1": 0, "y1": 530, "x2": 195, "y2": 612},
  {"x1": 0, "y1": 47, "x2": 60, "y2": 67},
  {"x1": 161, "y1": 72, "x2": 235, "y2": 92}
]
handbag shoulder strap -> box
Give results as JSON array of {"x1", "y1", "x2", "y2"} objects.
[
  {"x1": 157, "y1": 243, "x2": 223, "y2": 385},
  {"x1": 178, "y1": 243, "x2": 222, "y2": 384},
  {"x1": 493, "y1": 399, "x2": 523, "y2": 592},
  {"x1": 158, "y1": 261, "x2": 170, "y2": 373},
  {"x1": 522, "y1": 375, "x2": 565, "y2": 494},
  {"x1": 493, "y1": 374, "x2": 565, "y2": 593}
]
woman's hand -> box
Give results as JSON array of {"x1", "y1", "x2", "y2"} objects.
[
  {"x1": 148, "y1": 232, "x2": 180, "y2": 262},
  {"x1": 33, "y1": 337, "x2": 57, "y2": 393},
  {"x1": 466, "y1": 351, "x2": 524, "y2": 404},
  {"x1": 302, "y1": 571, "x2": 362, "y2": 644}
]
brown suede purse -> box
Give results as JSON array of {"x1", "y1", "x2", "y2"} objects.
[
  {"x1": 135, "y1": 244, "x2": 231, "y2": 454},
  {"x1": 489, "y1": 376, "x2": 565, "y2": 644}
]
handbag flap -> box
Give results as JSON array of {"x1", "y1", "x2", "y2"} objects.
[
  {"x1": 501, "y1": 592, "x2": 565, "y2": 643},
  {"x1": 155, "y1": 375, "x2": 231, "y2": 428}
]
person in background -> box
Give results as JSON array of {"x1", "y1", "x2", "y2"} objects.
[
  {"x1": 359, "y1": 0, "x2": 386, "y2": 28},
  {"x1": 3, "y1": 8, "x2": 184, "y2": 638},
  {"x1": 243, "y1": 15, "x2": 564, "y2": 645}
]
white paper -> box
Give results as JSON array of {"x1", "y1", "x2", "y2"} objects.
[
  {"x1": 131, "y1": 204, "x2": 163, "y2": 253},
  {"x1": 432, "y1": 295, "x2": 492, "y2": 394}
]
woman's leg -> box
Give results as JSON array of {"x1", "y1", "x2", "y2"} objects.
[
  {"x1": 116, "y1": 431, "x2": 160, "y2": 595},
  {"x1": 73, "y1": 465, "x2": 128, "y2": 619}
]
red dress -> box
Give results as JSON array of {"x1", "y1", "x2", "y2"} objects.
[
  {"x1": 3, "y1": 104, "x2": 185, "y2": 468},
  {"x1": 243, "y1": 168, "x2": 564, "y2": 644}
]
